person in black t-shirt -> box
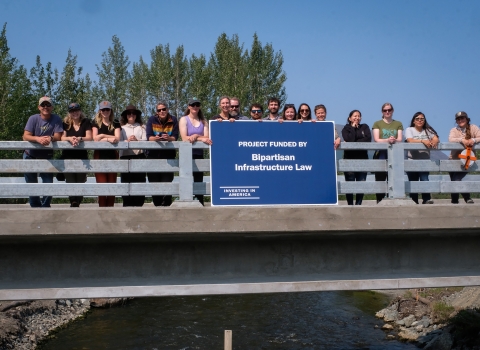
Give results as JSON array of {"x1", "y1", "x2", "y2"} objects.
[
  {"x1": 92, "y1": 101, "x2": 121, "y2": 207},
  {"x1": 61, "y1": 102, "x2": 93, "y2": 207}
]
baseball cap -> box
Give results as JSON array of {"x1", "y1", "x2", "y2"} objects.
[
  {"x1": 38, "y1": 96, "x2": 53, "y2": 106},
  {"x1": 68, "y1": 102, "x2": 81, "y2": 111},
  {"x1": 188, "y1": 98, "x2": 200, "y2": 106},
  {"x1": 99, "y1": 101, "x2": 112, "y2": 109},
  {"x1": 456, "y1": 111, "x2": 468, "y2": 119}
]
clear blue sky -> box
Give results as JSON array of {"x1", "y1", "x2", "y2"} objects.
[{"x1": 1, "y1": 0, "x2": 479, "y2": 140}]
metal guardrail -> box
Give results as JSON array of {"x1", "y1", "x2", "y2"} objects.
[{"x1": 0, "y1": 141, "x2": 478, "y2": 201}]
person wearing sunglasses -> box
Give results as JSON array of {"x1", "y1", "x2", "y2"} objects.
[
  {"x1": 22, "y1": 96, "x2": 64, "y2": 207},
  {"x1": 372, "y1": 102, "x2": 403, "y2": 203},
  {"x1": 145, "y1": 101, "x2": 179, "y2": 207},
  {"x1": 341, "y1": 110, "x2": 371, "y2": 205},
  {"x1": 61, "y1": 102, "x2": 93, "y2": 207},
  {"x1": 92, "y1": 100, "x2": 122, "y2": 207},
  {"x1": 249, "y1": 103, "x2": 264, "y2": 121},
  {"x1": 297, "y1": 103, "x2": 312, "y2": 121},
  {"x1": 314, "y1": 104, "x2": 341, "y2": 149},
  {"x1": 229, "y1": 97, "x2": 248, "y2": 120},
  {"x1": 448, "y1": 111, "x2": 480, "y2": 204},
  {"x1": 119, "y1": 105, "x2": 147, "y2": 207},
  {"x1": 179, "y1": 98, "x2": 213, "y2": 206},
  {"x1": 405, "y1": 112, "x2": 439, "y2": 204}
]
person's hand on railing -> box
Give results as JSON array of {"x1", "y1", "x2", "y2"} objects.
[
  {"x1": 36, "y1": 136, "x2": 52, "y2": 146},
  {"x1": 461, "y1": 139, "x2": 475, "y2": 148},
  {"x1": 108, "y1": 137, "x2": 118, "y2": 144},
  {"x1": 387, "y1": 136, "x2": 397, "y2": 144},
  {"x1": 334, "y1": 137, "x2": 341, "y2": 150},
  {"x1": 68, "y1": 136, "x2": 80, "y2": 147},
  {"x1": 128, "y1": 135, "x2": 138, "y2": 142}
]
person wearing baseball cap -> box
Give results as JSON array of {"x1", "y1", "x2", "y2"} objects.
[
  {"x1": 22, "y1": 96, "x2": 64, "y2": 207},
  {"x1": 60, "y1": 102, "x2": 93, "y2": 207},
  {"x1": 448, "y1": 111, "x2": 480, "y2": 204},
  {"x1": 92, "y1": 100, "x2": 121, "y2": 207}
]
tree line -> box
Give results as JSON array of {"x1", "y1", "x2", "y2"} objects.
[{"x1": 0, "y1": 23, "x2": 287, "y2": 153}]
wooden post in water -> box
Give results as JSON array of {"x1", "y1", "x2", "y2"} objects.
[{"x1": 224, "y1": 330, "x2": 232, "y2": 350}]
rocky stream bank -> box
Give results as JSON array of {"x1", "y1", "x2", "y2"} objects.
[
  {"x1": 376, "y1": 287, "x2": 480, "y2": 350},
  {"x1": 0, "y1": 298, "x2": 128, "y2": 350}
]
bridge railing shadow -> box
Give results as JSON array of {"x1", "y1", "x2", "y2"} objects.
[{"x1": 0, "y1": 141, "x2": 478, "y2": 202}]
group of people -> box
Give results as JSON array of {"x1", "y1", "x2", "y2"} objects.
[
  {"x1": 22, "y1": 96, "x2": 478, "y2": 208},
  {"x1": 23, "y1": 96, "x2": 211, "y2": 208}
]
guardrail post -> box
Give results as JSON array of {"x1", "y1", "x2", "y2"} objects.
[
  {"x1": 387, "y1": 143, "x2": 406, "y2": 199},
  {"x1": 171, "y1": 142, "x2": 203, "y2": 207}
]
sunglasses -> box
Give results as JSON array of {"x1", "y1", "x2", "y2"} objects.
[
  {"x1": 127, "y1": 111, "x2": 137, "y2": 116},
  {"x1": 300, "y1": 109, "x2": 310, "y2": 113},
  {"x1": 251, "y1": 110, "x2": 263, "y2": 114},
  {"x1": 230, "y1": 105, "x2": 239, "y2": 109},
  {"x1": 414, "y1": 117, "x2": 425, "y2": 121},
  {"x1": 157, "y1": 108, "x2": 167, "y2": 112},
  {"x1": 100, "y1": 108, "x2": 111, "y2": 112},
  {"x1": 456, "y1": 116, "x2": 466, "y2": 121},
  {"x1": 382, "y1": 108, "x2": 393, "y2": 113},
  {"x1": 40, "y1": 103, "x2": 52, "y2": 107},
  {"x1": 189, "y1": 102, "x2": 201, "y2": 107}
]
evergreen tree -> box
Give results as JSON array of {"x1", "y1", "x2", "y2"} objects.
[{"x1": 96, "y1": 35, "x2": 130, "y2": 115}]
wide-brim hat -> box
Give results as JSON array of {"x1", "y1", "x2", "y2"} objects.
[{"x1": 121, "y1": 104, "x2": 142, "y2": 117}]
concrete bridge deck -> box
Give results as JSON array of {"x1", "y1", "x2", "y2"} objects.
[{"x1": 0, "y1": 201, "x2": 479, "y2": 300}]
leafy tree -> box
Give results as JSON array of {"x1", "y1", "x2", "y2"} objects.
[
  {"x1": 0, "y1": 23, "x2": 34, "y2": 149},
  {"x1": 29, "y1": 55, "x2": 59, "y2": 103},
  {"x1": 171, "y1": 45, "x2": 188, "y2": 118},
  {"x1": 129, "y1": 55, "x2": 150, "y2": 118},
  {"x1": 96, "y1": 35, "x2": 130, "y2": 115},
  {"x1": 186, "y1": 53, "x2": 213, "y2": 115},
  {"x1": 208, "y1": 33, "x2": 248, "y2": 116},
  {"x1": 246, "y1": 33, "x2": 287, "y2": 111},
  {"x1": 148, "y1": 43, "x2": 172, "y2": 108}
]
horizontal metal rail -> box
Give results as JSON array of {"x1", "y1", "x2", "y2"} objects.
[{"x1": 0, "y1": 142, "x2": 478, "y2": 199}]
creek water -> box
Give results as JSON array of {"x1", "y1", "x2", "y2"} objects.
[{"x1": 40, "y1": 291, "x2": 417, "y2": 349}]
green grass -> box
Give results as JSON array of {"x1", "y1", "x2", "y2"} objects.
[{"x1": 432, "y1": 301, "x2": 455, "y2": 323}]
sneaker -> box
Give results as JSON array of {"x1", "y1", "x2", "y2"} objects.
[
  {"x1": 451, "y1": 201, "x2": 459, "y2": 204},
  {"x1": 422, "y1": 200, "x2": 434, "y2": 204},
  {"x1": 466, "y1": 199, "x2": 474, "y2": 204}
]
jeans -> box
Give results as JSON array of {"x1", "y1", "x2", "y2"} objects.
[
  {"x1": 23, "y1": 152, "x2": 53, "y2": 207},
  {"x1": 449, "y1": 172, "x2": 470, "y2": 203},
  {"x1": 344, "y1": 172, "x2": 367, "y2": 205},
  {"x1": 407, "y1": 172, "x2": 431, "y2": 204}
]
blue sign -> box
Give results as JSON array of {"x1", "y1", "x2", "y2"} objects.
[{"x1": 209, "y1": 121, "x2": 338, "y2": 206}]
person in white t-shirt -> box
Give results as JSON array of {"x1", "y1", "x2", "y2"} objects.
[{"x1": 404, "y1": 112, "x2": 439, "y2": 204}]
